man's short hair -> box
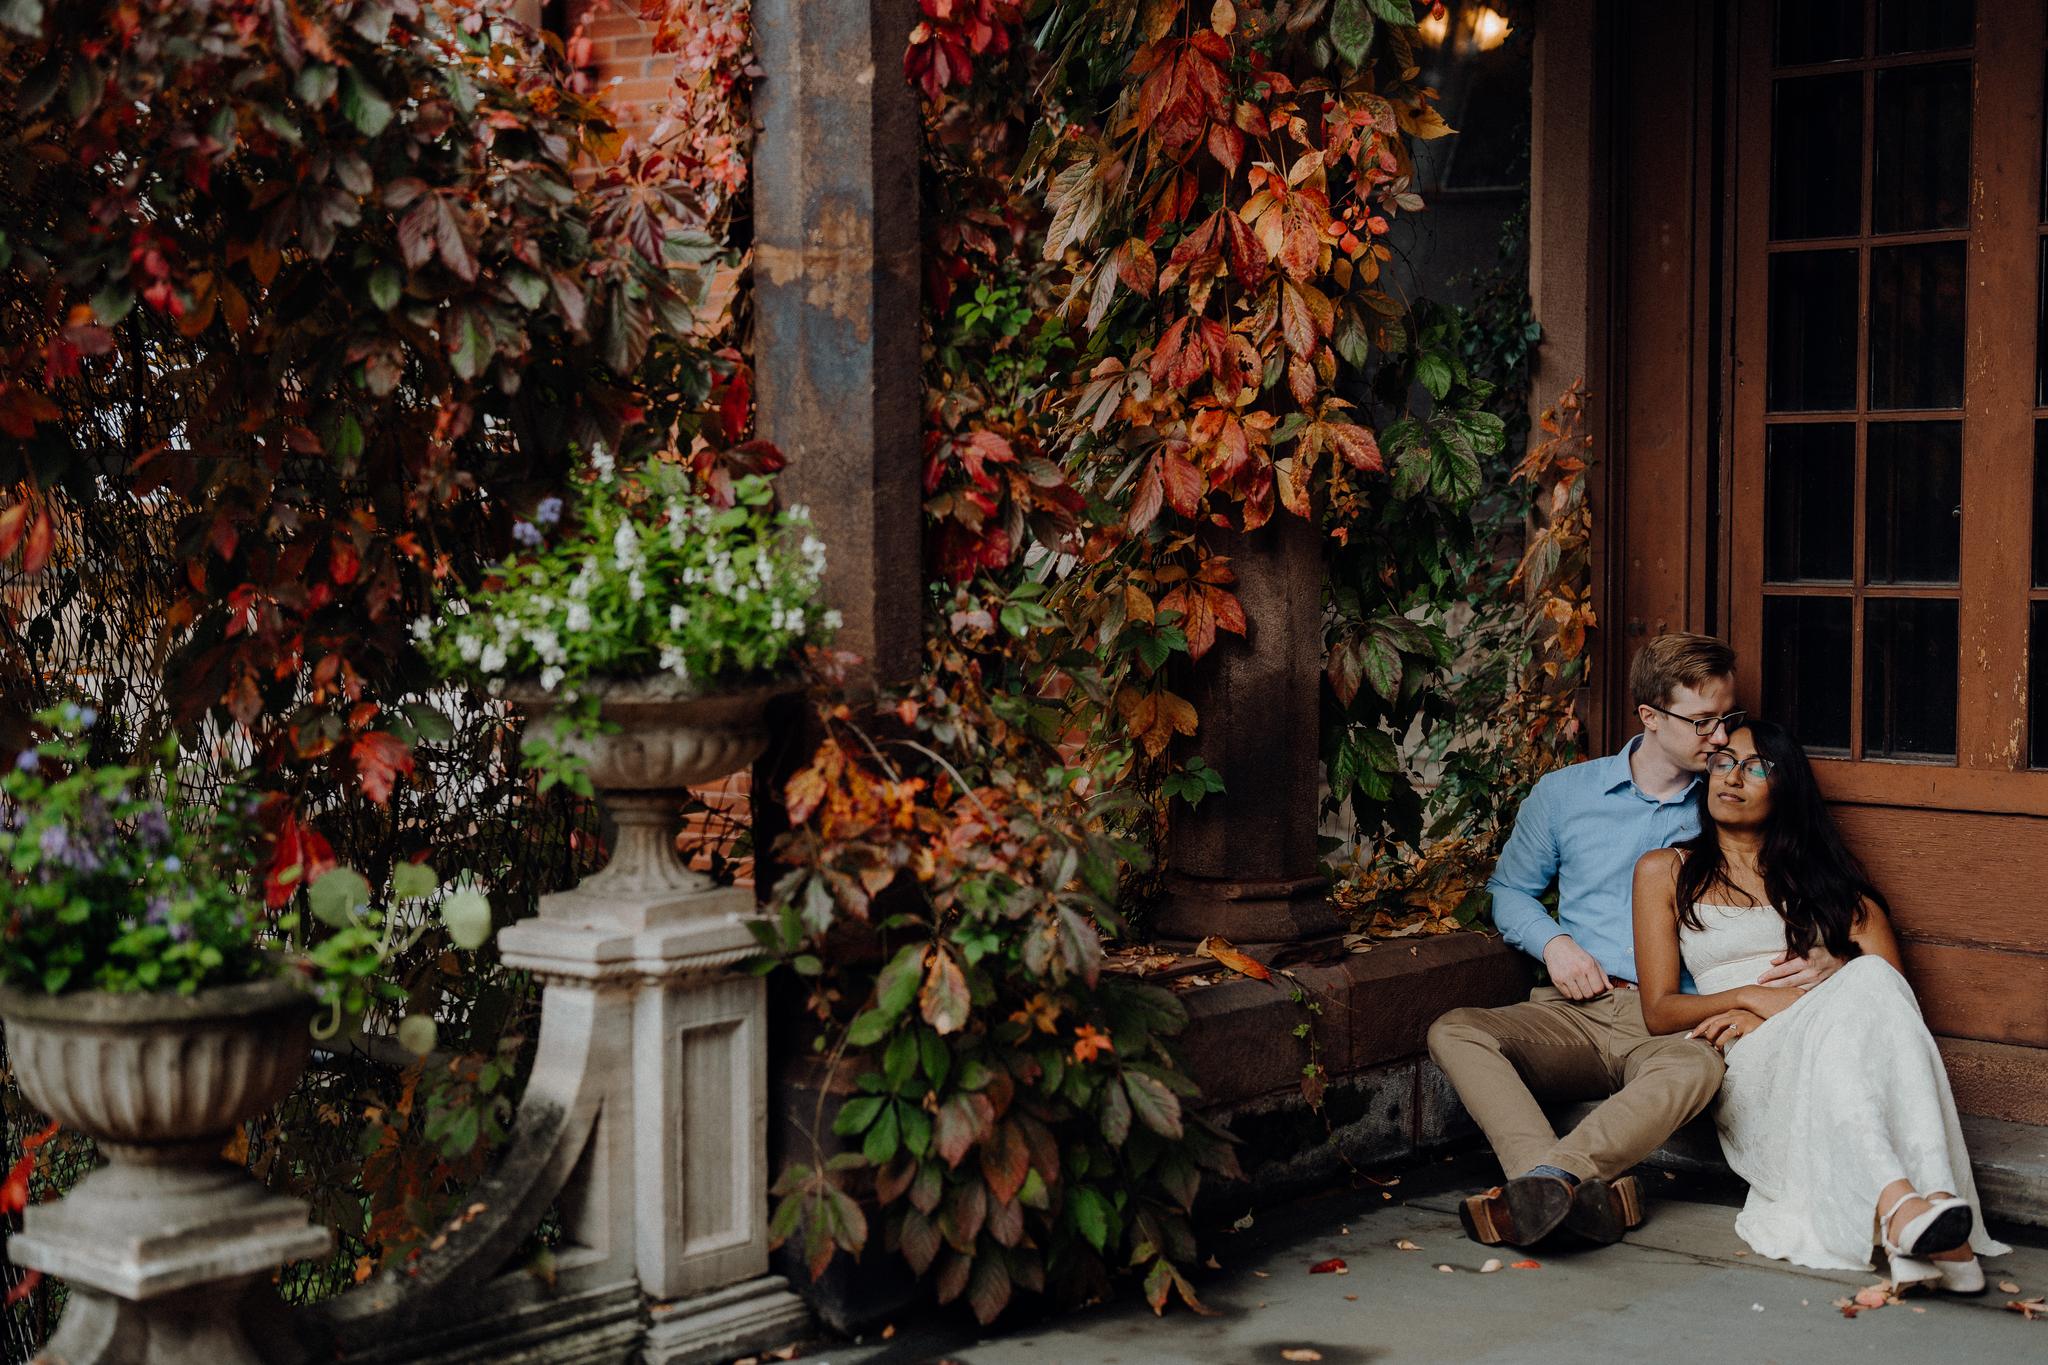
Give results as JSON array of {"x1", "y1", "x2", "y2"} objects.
[{"x1": 1628, "y1": 632, "x2": 1736, "y2": 710}]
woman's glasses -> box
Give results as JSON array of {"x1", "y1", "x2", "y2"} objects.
[{"x1": 1707, "y1": 752, "x2": 1774, "y2": 782}]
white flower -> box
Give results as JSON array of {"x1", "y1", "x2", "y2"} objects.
[
  {"x1": 669, "y1": 604, "x2": 690, "y2": 630},
  {"x1": 628, "y1": 570, "x2": 645, "y2": 602},
  {"x1": 410, "y1": 616, "x2": 433, "y2": 642},
  {"x1": 823, "y1": 609, "x2": 844, "y2": 631},
  {"x1": 612, "y1": 520, "x2": 641, "y2": 571},
  {"x1": 735, "y1": 583, "x2": 749, "y2": 602},
  {"x1": 658, "y1": 645, "x2": 691, "y2": 682},
  {"x1": 479, "y1": 642, "x2": 508, "y2": 675},
  {"x1": 785, "y1": 609, "x2": 805, "y2": 634},
  {"x1": 539, "y1": 665, "x2": 564, "y2": 692},
  {"x1": 788, "y1": 504, "x2": 812, "y2": 523},
  {"x1": 457, "y1": 633, "x2": 483, "y2": 664},
  {"x1": 528, "y1": 627, "x2": 563, "y2": 664},
  {"x1": 566, "y1": 602, "x2": 592, "y2": 633},
  {"x1": 589, "y1": 444, "x2": 615, "y2": 480}
]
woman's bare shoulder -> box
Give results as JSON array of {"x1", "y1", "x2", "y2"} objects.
[{"x1": 1635, "y1": 846, "x2": 1685, "y2": 876}]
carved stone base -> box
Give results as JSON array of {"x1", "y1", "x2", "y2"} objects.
[
  {"x1": 641, "y1": 1277, "x2": 811, "y2": 1365},
  {"x1": 15, "y1": 1164, "x2": 329, "y2": 1364}
]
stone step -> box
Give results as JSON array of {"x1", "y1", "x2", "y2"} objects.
[{"x1": 1555, "y1": 1102, "x2": 2048, "y2": 1229}]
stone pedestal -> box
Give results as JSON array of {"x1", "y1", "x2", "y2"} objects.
[
  {"x1": 1154, "y1": 513, "x2": 1341, "y2": 951},
  {"x1": 495, "y1": 888, "x2": 810, "y2": 1360},
  {"x1": 12, "y1": 1165, "x2": 329, "y2": 1365}
]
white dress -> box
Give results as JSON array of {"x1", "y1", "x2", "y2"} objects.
[{"x1": 1677, "y1": 903, "x2": 2010, "y2": 1271}]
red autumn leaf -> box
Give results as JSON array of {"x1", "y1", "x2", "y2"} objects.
[
  {"x1": 1509, "y1": 1259, "x2": 1543, "y2": 1270},
  {"x1": 21, "y1": 509, "x2": 53, "y2": 575},
  {"x1": 351, "y1": 731, "x2": 415, "y2": 805},
  {"x1": 1126, "y1": 456, "x2": 1166, "y2": 534},
  {"x1": 1329, "y1": 423, "x2": 1383, "y2": 472},
  {"x1": 0, "y1": 500, "x2": 29, "y2": 560},
  {"x1": 1221, "y1": 210, "x2": 1269, "y2": 289},
  {"x1": 1308, "y1": 1258, "x2": 1347, "y2": 1274},
  {"x1": 265, "y1": 811, "x2": 337, "y2": 909},
  {"x1": 1159, "y1": 449, "x2": 1205, "y2": 517},
  {"x1": 1280, "y1": 279, "x2": 1334, "y2": 359},
  {"x1": 1115, "y1": 237, "x2": 1158, "y2": 296},
  {"x1": 1207, "y1": 119, "x2": 1246, "y2": 179}
]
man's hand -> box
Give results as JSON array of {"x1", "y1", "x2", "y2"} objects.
[
  {"x1": 1756, "y1": 944, "x2": 1845, "y2": 991},
  {"x1": 1689, "y1": 1008, "x2": 1763, "y2": 1051},
  {"x1": 1542, "y1": 935, "x2": 1612, "y2": 1000}
]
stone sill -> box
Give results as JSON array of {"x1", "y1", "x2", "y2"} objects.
[{"x1": 1170, "y1": 930, "x2": 1532, "y2": 1111}]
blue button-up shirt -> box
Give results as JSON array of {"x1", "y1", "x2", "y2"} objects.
[{"x1": 1487, "y1": 735, "x2": 1702, "y2": 985}]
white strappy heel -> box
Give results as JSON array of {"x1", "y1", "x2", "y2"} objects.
[
  {"x1": 1881, "y1": 1190, "x2": 1974, "y2": 1260},
  {"x1": 1933, "y1": 1255, "x2": 1987, "y2": 1295}
]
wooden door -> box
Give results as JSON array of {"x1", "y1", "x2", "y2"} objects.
[{"x1": 1729, "y1": 0, "x2": 2048, "y2": 1107}]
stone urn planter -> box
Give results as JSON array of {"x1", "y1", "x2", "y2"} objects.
[
  {"x1": 506, "y1": 676, "x2": 795, "y2": 931},
  {"x1": 0, "y1": 976, "x2": 330, "y2": 1364}
]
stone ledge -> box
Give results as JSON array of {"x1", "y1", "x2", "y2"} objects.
[{"x1": 1176, "y1": 931, "x2": 1533, "y2": 1111}]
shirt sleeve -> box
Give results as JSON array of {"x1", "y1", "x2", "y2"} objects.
[{"x1": 1488, "y1": 776, "x2": 1567, "y2": 963}]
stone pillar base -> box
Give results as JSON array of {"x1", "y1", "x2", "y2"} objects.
[
  {"x1": 641, "y1": 1276, "x2": 811, "y2": 1365},
  {"x1": 13, "y1": 1163, "x2": 329, "y2": 1364},
  {"x1": 1152, "y1": 873, "x2": 1342, "y2": 956}
]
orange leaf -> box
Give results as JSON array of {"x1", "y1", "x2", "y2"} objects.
[
  {"x1": 1194, "y1": 934, "x2": 1271, "y2": 980},
  {"x1": 1509, "y1": 1258, "x2": 1542, "y2": 1269},
  {"x1": 351, "y1": 732, "x2": 416, "y2": 806},
  {"x1": 21, "y1": 509, "x2": 53, "y2": 575}
]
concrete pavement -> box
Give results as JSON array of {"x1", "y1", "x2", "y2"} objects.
[{"x1": 804, "y1": 1154, "x2": 2048, "y2": 1365}]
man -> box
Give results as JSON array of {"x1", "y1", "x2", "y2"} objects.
[{"x1": 1428, "y1": 633, "x2": 1839, "y2": 1248}]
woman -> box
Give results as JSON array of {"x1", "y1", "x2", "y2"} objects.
[{"x1": 1631, "y1": 720, "x2": 2007, "y2": 1290}]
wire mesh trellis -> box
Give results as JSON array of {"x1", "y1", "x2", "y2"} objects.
[{"x1": 0, "y1": 485, "x2": 615, "y2": 1359}]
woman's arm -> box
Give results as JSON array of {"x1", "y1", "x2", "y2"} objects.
[{"x1": 1632, "y1": 850, "x2": 1788, "y2": 1034}]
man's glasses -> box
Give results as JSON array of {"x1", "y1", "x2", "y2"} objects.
[
  {"x1": 1707, "y1": 752, "x2": 1774, "y2": 782},
  {"x1": 1644, "y1": 703, "x2": 1747, "y2": 737}
]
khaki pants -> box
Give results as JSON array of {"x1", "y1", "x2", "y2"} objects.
[{"x1": 1427, "y1": 987, "x2": 1726, "y2": 1182}]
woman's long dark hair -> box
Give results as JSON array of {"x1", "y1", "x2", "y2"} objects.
[{"x1": 1673, "y1": 719, "x2": 1887, "y2": 959}]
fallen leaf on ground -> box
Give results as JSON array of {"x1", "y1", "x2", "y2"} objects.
[
  {"x1": 1344, "y1": 1293, "x2": 1358, "y2": 1301},
  {"x1": 1436, "y1": 1264, "x2": 1455, "y2": 1273},
  {"x1": 1280, "y1": 1352, "x2": 1323, "y2": 1362},
  {"x1": 1308, "y1": 1258, "x2": 1348, "y2": 1275},
  {"x1": 1999, "y1": 1280, "x2": 2021, "y2": 1293},
  {"x1": 881, "y1": 1325, "x2": 896, "y2": 1340},
  {"x1": 1853, "y1": 1285, "x2": 1891, "y2": 1309},
  {"x1": 2009, "y1": 1296, "x2": 2047, "y2": 1320},
  {"x1": 1834, "y1": 1298, "x2": 1860, "y2": 1319},
  {"x1": 1204, "y1": 1255, "x2": 1222, "y2": 1269},
  {"x1": 1252, "y1": 1270, "x2": 1270, "y2": 1278},
  {"x1": 1509, "y1": 1259, "x2": 1542, "y2": 1270},
  {"x1": 1195, "y1": 934, "x2": 1272, "y2": 980},
  {"x1": 1364, "y1": 1175, "x2": 1402, "y2": 1187},
  {"x1": 1232, "y1": 1212, "x2": 1256, "y2": 1231},
  {"x1": 1479, "y1": 1258, "x2": 1503, "y2": 1273},
  {"x1": 1393, "y1": 1239, "x2": 1422, "y2": 1252}
]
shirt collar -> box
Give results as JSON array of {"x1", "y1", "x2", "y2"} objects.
[{"x1": 1602, "y1": 734, "x2": 1702, "y2": 803}]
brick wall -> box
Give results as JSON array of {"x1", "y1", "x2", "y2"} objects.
[{"x1": 567, "y1": 1, "x2": 669, "y2": 145}]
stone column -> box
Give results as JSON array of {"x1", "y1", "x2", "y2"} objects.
[
  {"x1": 751, "y1": 0, "x2": 924, "y2": 692},
  {"x1": 1154, "y1": 514, "x2": 1342, "y2": 951}
]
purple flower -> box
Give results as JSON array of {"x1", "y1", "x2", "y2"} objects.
[
  {"x1": 534, "y1": 496, "x2": 564, "y2": 528},
  {"x1": 78, "y1": 707, "x2": 97, "y2": 728},
  {"x1": 38, "y1": 825, "x2": 68, "y2": 861},
  {"x1": 137, "y1": 804, "x2": 170, "y2": 847},
  {"x1": 512, "y1": 520, "x2": 543, "y2": 549},
  {"x1": 169, "y1": 920, "x2": 193, "y2": 944},
  {"x1": 162, "y1": 854, "x2": 182, "y2": 873},
  {"x1": 13, "y1": 750, "x2": 37, "y2": 774},
  {"x1": 145, "y1": 895, "x2": 171, "y2": 926}
]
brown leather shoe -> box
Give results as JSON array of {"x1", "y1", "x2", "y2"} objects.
[
  {"x1": 1561, "y1": 1174, "x2": 1645, "y2": 1245},
  {"x1": 1458, "y1": 1175, "x2": 1575, "y2": 1247}
]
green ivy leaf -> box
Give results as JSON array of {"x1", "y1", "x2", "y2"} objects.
[
  {"x1": 862, "y1": 1102, "x2": 902, "y2": 1165},
  {"x1": 1067, "y1": 1185, "x2": 1112, "y2": 1252},
  {"x1": 391, "y1": 860, "x2": 438, "y2": 901},
  {"x1": 1369, "y1": 0, "x2": 1417, "y2": 25},
  {"x1": 1331, "y1": 0, "x2": 1375, "y2": 68},
  {"x1": 368, "y1": 265, "x2": 402, "y2": 312},
  {"x1": 439, "y1": 883, "x2": 492, "y2": 950},
  {"x1": 847, "y1": 1009, "x2": 893, "y2": 1047},
  {"x1": 340, "y1": 68, "x2": 394, "y2": 138},
  {"x1": 1416, "y1": 351, "x2": 1454, "y2": 401},
  {"x1": 832, "y1": 1095, "x2": 885, "y2": 1137},
  {"x1": 876, "y1": 942, "x2": 926, "y2": 1021},
  {"x1": 1122, "y1": 1070, "x2": 1185, "y2": 1139},
  {"x1": 396, "y1": 1013, "x2": 437, "y2": 1056},
  {"x1": 308, "y1": 867, "x2": 372, "y2": 928}
]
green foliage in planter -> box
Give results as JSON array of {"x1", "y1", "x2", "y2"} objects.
[
  {"x1": 0, "y1": 704, "x2": 263, "y2": 996},
  {"x1": 420, "y1": 457, "x2": 836, "y2": 791}
]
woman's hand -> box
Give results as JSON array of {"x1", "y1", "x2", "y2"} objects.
[
  {"x1": 1689, "y1": 1008, "x2": 1764, "y2": 1052},
  {"x1": 1737, "y1": 985, "x2": 1805, "y2": 1019}
]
